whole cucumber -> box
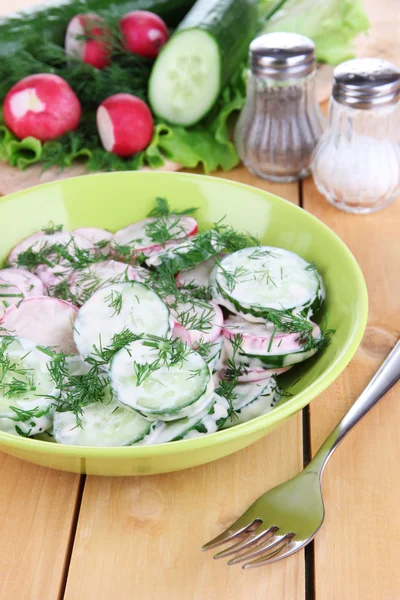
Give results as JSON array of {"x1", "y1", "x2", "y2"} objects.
[{"x1": 0, "y1": 0, "x2": 196, "y2": 55}]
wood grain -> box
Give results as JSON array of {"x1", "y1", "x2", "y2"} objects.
[
  {"x1": 63, "y1": 176, "x2": 305, "y2": 600},
  {"x1": 302, "y1": 176, "x2": 400, "y2": 600},
  {"x1": 0, "y1": 453, "x2": 82, "y2": 600}
]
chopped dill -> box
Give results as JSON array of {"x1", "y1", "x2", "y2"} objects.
[{"x1": 105, "y1": 289, "x2": 124, "y2": 316}]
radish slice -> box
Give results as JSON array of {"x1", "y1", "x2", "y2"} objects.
[
  {"x1": 0, "y1": 268, "x2": 45, "y2": 316},
  {"x1": 169, "y1": 299, "x2": 223, "y2": 345},
  {"x1": 223, "y1": 314, "x2": 322, "y2": 368},
  {"x1": 0, "y1": 268, "x2": 44, "y2": 296},
  {"x1": 36, "y1": 264, "x2": 71, "y2": 289},
  {"x1": 8, "y1": 231, "x2": 94, "y2": 267},
  {"x1": 0, "y1": 284, "x2": 24, "y2": 317},
  {"x1": 114, "y1": 215, "x2": 198, "y2": 253},
  {"x1": 68, "y1": 260, "x2": 148, "y2": 304},
  {"x1": 223, "y1": 315, "x2": 321, "y2": 356},
  {"x1": 171, "y1": 322, "x2": 192, "y2": 345},
  {"x1": 1, "y1": 296, "x2": 78, "y2": 353},
  {"x1": 73, "y1": 228, "x2": 113, "y2": 254},
  {"x1": 176, "y1": 256, "x2": 220, "y2": 288}
]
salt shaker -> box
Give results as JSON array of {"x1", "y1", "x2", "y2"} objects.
[
  {"x1": 235, "y1": 32, "x2": 324, "y2": 182},
  {"x1": 312, "y1": 58, "x2": 400, "y2": 214}
]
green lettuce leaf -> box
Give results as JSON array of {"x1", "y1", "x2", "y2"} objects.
[{"x1": 259, "y1": 0, "x2": 370, "y2": 64}]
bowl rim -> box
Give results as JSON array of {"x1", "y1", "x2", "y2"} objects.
[{"x1": 0, "y1": 171, "x2": 368, "y2": 457}]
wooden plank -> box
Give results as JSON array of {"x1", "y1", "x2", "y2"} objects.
[
  {"x1": 0, "y1": 453, "x2": 82, "y2": 600},
  {"x1": 302, "y1": 177, "x2": 400, "y2": 600},
  {"x1": 63, "y1": 173, "x2": 305, "y2": 600}
]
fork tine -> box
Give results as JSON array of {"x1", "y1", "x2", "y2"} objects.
[
  {"x1": 242, "y1": 537, "x2": 299, "y2": 568},
  {"x1": 227, "y1": 532, "x2": 294, "y2": 565},
  {"x1": 213, "y1": 526, "x2": 277, "y2": 560},
  {"x1": 201, "y1": 518, "x2": 262, "y2": 552}
]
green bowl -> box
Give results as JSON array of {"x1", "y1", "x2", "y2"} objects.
[{"x1": 0, "y1": 172, "x2": 368, "y2": 476}]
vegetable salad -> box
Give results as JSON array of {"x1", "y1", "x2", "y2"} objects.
[{"x1": 0, "y1": 198, "x2": 331, "y2": 446}]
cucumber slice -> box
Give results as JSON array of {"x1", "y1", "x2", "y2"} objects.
[
  {"x1": 149, "y1": 30, "x2": 220, "y2": 126},
  {"x1": 53, "y1": 393, "x2": 151, "y2": 447},
  {"x1": 211, "y1": 247, "x2": 325, "y2": 322},
  {"x1": 0, "y1": 336, "x2": 55, "y2": 437},
  {"x1": 149, "y1": 0, "x2": 258, "y2": 126},
  {"x1": 110, "y1": 339, "x2": 211, "y2": 420},
  {"x1": 74, "y1": 282, "x2": 170, "y2": 358},
  {"x1": 138, "y1": 392, "x2": 228, "y2": 445},
  {"x1": 223, "y1": 315, "x2": 322, "y2": 368},
  {"x1": 222, "y1": 378, "x2": 279, "y2": 429}
]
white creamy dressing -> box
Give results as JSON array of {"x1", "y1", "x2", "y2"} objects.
[
  {"x1": 214, "y1": 247, "x2": 321, "y2": 311},
  {"x1": 111, "y1": 340, "x2": 210, "y2": 415},
  {"x1": 53, "y1": 392, "x2": 150, "y2": 447},
  {"x1": 0, "y1": 337, "x2": 56, "y2": 435},
  {"x1": 74, "y1": 282, "x2": 170, "y2": 357},
  {"x1": 223, "y1": 314, "x2": 321, "y2": 358}
]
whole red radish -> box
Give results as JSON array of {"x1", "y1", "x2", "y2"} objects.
[
  {"x1": 65, "y1": 13, "x2": 111, "y2": 70},
  {"x1": 3, "y1": 74, "x2": 81, "y2": 142},
  {"x1": 96, "y1": 93, "x2": 153, "y2": 157},
  {"x1": 120, "y1": 10, "x2": 169, "y2": 59}
]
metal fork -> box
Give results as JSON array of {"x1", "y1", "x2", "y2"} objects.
[{"x1": 202, "y1": 340, "x2": 400, "y2": 568}]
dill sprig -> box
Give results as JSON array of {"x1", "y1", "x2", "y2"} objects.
[
  {"x1": 87, "y1": 329, "x2": 143, "y2": 368},
  {"x1": 132, "y1": 335, "x2": 200, "y2": 387},
  {"x1": 105, "y1": 289, "x2": 124, "y2": 316},
  {"x1": 15, "y1": 237, "x2": 98, "y2": 272},
  {"x1": 216, "y1": 260, "x2": 252, "y2": 293},
  {"x1": 215, "y1": 334, "x2": 247, "y2": 417},
  {"x1": 146, "y1": 197, "x2": 198, "y2": 218},
  {"x1": 0, "y1": 337, "x2": 36, "y2": 398},
  {"x1": 42, "y1": 222, "x2": 64, "y2": 235},
  {"x1": 174, "y1": 301, "x2": 214, "y2": 333}
]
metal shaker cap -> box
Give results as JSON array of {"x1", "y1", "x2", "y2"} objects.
[
  {"x1": 249, "y1": 32, "x2": 316, "y2": 79},
  {"x1": 333, "y1": 58, "x2": 400, "y2": 109}
]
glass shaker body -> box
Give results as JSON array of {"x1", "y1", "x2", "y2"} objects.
[
  {"x1": 235, "y1": 70, "x2": 324, "y2": 182},
  {"x1": 312, "y1": 58, "x2": 400, "y2": 214},
  {"x1": 312, "y1": 97, "x2": 400, "y2": 213}
]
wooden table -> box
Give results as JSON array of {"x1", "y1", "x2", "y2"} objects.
[{"x1": 1, "y1": 1, "x2": 400, "y2": 599}]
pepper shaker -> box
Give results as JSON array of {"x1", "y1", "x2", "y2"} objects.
[
  {"x1": 312, "y1": 58, "x2": 400, "y2": 213},
  {"x1": 235, "y1": 32, "x2": 324, "y2": 182}
]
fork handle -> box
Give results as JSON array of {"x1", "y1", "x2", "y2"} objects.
[{"x1": 307, "y1": 339, "x2": 400, "y2": 476}]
